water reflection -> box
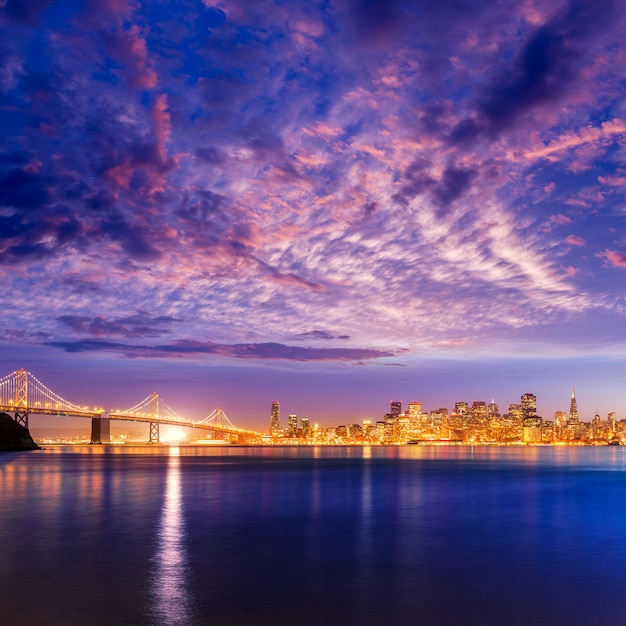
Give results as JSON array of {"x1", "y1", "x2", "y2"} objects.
[{"x1": 150, "y1": 446, "x2": 191, "y2": 625}]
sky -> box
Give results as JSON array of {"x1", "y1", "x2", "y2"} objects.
[{"x1": 2, "y1": 0, "x2": 626, "y2": 430}]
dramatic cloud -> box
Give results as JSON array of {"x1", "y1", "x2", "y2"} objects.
[{"x1": 1, "y1": 0, "x2": 626, "y2": 375}]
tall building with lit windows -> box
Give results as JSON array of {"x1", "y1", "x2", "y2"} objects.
[
  {"x1": 488, "y1": 400, "x2": 500, "y2": 418},
  {"x1": 569, "y1": 387, "x2": 579, "y2": 424},
  {"x1": 608, "y1": 412, "x2": 616, "y2": 432},
  {"x1": 270, "y1": 401, "x2": 280, "y2": 435},
  {"x1": 288, "y1": 414, "x2": 298, "y2": 437},
  {"x1": 390, "y1": 401, "x2": 402, "y2": 417},
  {"x1": 454, "y1": 402, "x2": 468, "y2": 416},
  {"x1": 521, "y1": 393, "x2": 537, "y2": 419},
  {"x1": 301, "y1": 417, "x2": 310, "y2": 439},
  {"x1": 407, "y1": 401, "x2": 422, "y2": 424}
]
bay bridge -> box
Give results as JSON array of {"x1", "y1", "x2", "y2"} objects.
[{"x1": 0, "y1": 369, "x2": 262, "y2": 444}]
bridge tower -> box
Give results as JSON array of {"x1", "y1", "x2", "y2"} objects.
[
  {"x1": 148, "y1": 392, "x2": 160, "y2": 443},
  {"x1": 14, "y1": 368, "x2": 29, "y2": 429}
]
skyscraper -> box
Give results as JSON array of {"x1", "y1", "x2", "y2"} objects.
[
  {"x1": 270, "y1": 401, "x2": 280, "y2": 435},
  {"x1": 407, "y1": 401, "x2": 422, "y2": 424},
  {"x1": 301, "y1": 417, "x2": 310, "y2": 439},
  {"x1": 288, "y1": 413, "x2": 298, "y2": 437},
  {"x1": 488, "y1": 399, "x2": 500, "y2": 418},
  {"x1": 390, "y1": 401, "x2": 402, "y2": 417},
  {"x1": 521, "y1": 393, "x2": 537, "y2": 419},
  {"x1": 454, "y1": 401, "x2": 468, "y2": 416},
  {"x1": 608, "y1": 412, "x2": 616, "y2": 432},
  {"x1": 569, "y1": 387, "x2": 579, "y2": 424}
]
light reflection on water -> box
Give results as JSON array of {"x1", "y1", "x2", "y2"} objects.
[
  {"x1": 149, "y1": 446, "x2": 191, "y2": 626},
  {"x1": 2, "y1": 445, "x2": 626, "y2": 625}
]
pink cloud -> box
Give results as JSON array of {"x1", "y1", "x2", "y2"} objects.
[
  {"x1": 152, "y1": 94, "x2": 171, "y2": 163},
  {"x1": 598, "y1": 175, "x2": 626, "y2": 187},
  {"x1": 566, "y1": 235, "x2": 585, "y2": 247},
  {"x1": 105, "y1": 24, "x2": 157, "y2": 90},
  {"x1": 520, "y1": 119, "x2": 626, "y2": 161},
  {"x1": 550, "y1": 214, "x2": 572, "y2": 225},
  {"x1": 598, "y1": 249, "x2": 626, "y2": 269}
]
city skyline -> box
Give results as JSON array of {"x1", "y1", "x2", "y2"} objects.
[
  {"x1": 2, "y1": 1, "x2": 626, "y2": 428},
  {"x1": 0, "y1": 364, "x2": 620, "y2": 435}
]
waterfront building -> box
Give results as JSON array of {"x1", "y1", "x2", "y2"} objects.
[
  {"x1": 383, "y1": 416, "x2": 397, "y2": 443},
  {"x1": 349, "y1": 423, "x2": 363, "y2": 439},
  {"x1": 608, "y1": 412, "x2": 616, "y2": 432},
  {"x1": 449, "y1": 412, "x2": 465, "y2": 440},
  {"x1": 542, "y1": 421, "x2": 555, "y2": 443},
  {"x1": 288, "y1": 414, "x2": 298, "y2": 437},
  {"x1": 270, "y1": 401, "x2": 281, "y2": 435},
  {"x1": 301, "y1": 417, "x2": 310, "y2": 439},
  {"x1": 523, "y1": 418, "x2": 542, "y2": 443},
  {"x1": 462, "y1": 402, "x2": 487, "y2": 441},
  {"x1": 407, "y1": 401, "x2": 422, "y2": 424},
  {"x1": 430, "y1": 408, "x2": 448, "y2": 433}
]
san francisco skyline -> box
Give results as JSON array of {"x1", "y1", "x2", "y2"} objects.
[{"x1": 2, "y1": 0, "x2": 626, "y2": 428}]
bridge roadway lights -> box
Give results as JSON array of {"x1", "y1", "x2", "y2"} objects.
[
  {"x1": 14, "y1": 410, "x2": 29, "y2": 430},
  {"x1": 149, "y1": 422, "x2": 160, "y2": 444}
]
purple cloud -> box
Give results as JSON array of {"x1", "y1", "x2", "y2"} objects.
[{"x1": 46, "y1": 338, "x2": 402, "y2": 362}]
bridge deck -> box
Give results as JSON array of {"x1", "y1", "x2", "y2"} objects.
[{"x1": 0, "y1": 405, "x2": 102, "y2": 419}]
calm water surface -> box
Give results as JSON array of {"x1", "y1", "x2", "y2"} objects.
[{"x1": 1, "y1": 445, "x2": 626, "y2": 625}]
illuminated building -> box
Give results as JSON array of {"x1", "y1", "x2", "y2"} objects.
[
  {"x1": 449, "y1": 412, "x2": 465, "y2": 433},
  {"x1": 469, "y1": 401, "x2": 487, "y2": 424},
  {"x1": 488, "y1": 400, "x2": 500, "y2": 418},
  {"x1": 521, "y1": 393, "x2": 541, "y2": 441},
  {"x1": 288, "y1": 414, "x2": 298, "y2": 437},
  {"x1": 301, "y1": 417, "x2": 310, "y2": 439},
  {"x1": 521, "y1": 393, "x2": 537, "y2": 419},
  {"x1": 349, "y1": 423, "x2": 363, "y2": 439},
  {"x1": 555, "y1": 411, "x2": 567, "y2": 428},
  {"x1": 508, "y1": 404, "x2": 522, "y2": 420},
  {"x1": 270, "y1": 401, "x2": 280, "y2": 435},
  {"x1": 569, "y1": 387, "x2": 579, "y2": 424},
  {"x1": 430, "y1": 408, "x2": 448, "y2": 431},
  {"x1": 454, "y1": 402, "x2": 468, "y2": 416},
  {"x1": 397, "y1": 417, "x2": 410, "y2": 442},
  {"x1": 542, "y1": 421, "x2": 555, "y2": 443},
  {"x1": 390, "y1": 401, "x2": 402, "y2": 418},
  {"x1": 522, "y1": 418, "x2": 542, "y2": 443},
  {"x1": 608, "y1": 412, "x2": 616, "y2": 432},
  {"x1": 407, "y1": 401, "x2": 422, "y2": 424},
  {"x1": 383, "y1": 416, "x2": 397, "y2": 443}
]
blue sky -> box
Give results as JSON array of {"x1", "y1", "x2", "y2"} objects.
[{"x1": 2, "y1": 0, "x2": 626, "y2": 428}]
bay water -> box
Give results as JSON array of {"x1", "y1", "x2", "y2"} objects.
[{"x1": 1, "y1": 445, "x2": 626, "y2": 625}]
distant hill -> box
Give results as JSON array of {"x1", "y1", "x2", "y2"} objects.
[{"x1": 0, "y1": 412, "x2": 41, "y2": 451}]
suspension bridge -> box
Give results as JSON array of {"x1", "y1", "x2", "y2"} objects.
[{"x1": 0, "y1": 369, "x2": 261, "y2": 444}]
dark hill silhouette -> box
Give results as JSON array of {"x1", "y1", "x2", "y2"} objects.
[{"x1": 0, "y1": 412, "x2": 41, "y2": 451}]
